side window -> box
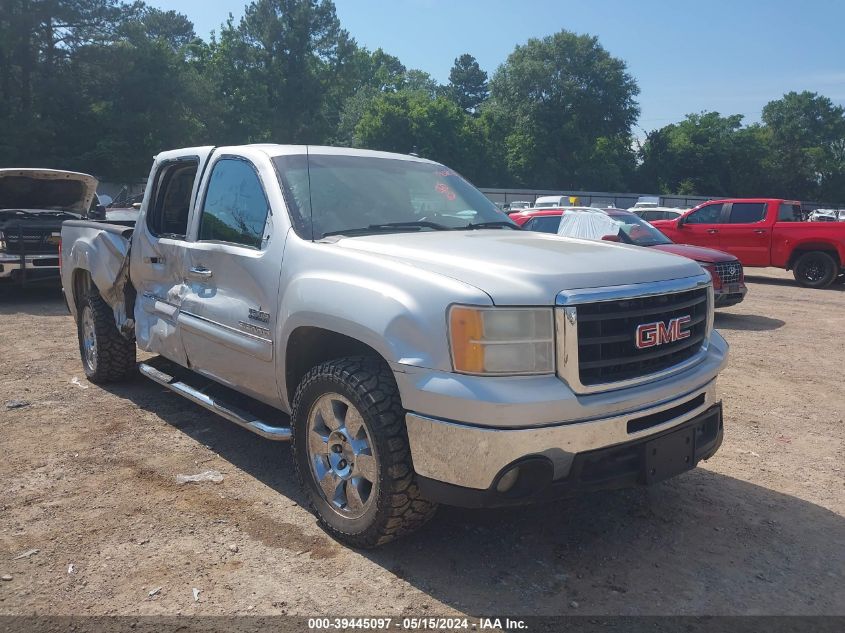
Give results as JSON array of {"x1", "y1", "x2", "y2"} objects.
[
  {"x1": 147, "y1": 161, "x2": 198, "y2": 238},
  {"x1": 199, "y1": 159, "x2": 270, "y2": 248},
  {"x1": 524, "y1": 216, "x2": 562, "y2": 233},
  {"x1": 685, "y1": 203, "x2": 723, "y2": 225},
  {"x1": 728, "y1": 202, "x2": 767, "y2": 224},
  {"x1": 778, "y1": 203, "x2": 802, "y2": 222}
]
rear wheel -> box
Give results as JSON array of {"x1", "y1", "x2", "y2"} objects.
[
  {"x1": 793, "y1": 251, "x2": 838, "y2": 288},
  {"x1": 77, "y1": 291, "x2": 136, "y2": 383},
  {"x1": 291, "y1": 356, "x2": 436, "y2": 548}
]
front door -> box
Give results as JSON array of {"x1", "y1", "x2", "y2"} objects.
[
  {"x1": 718, "y1": 202, "x2": 770, "y2": 267},
  {"x1": 675, "y1": 202, "x2": 725, "y2": 249},
  {"x1": 131, "y1": 149, "x2": 214, "y2": 365},
  {"x1": 178, "y1": 156, "x2": 286, "y2": 406}
]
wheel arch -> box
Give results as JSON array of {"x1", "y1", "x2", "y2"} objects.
[
  {"x1": 68, "y1": 267, "x2": 97, "y2": 316},
  {"x1": 284, "y1": 326, "x2": 389, "y2": 409},
  {"x1": 786, "y1": 243, "x2": 842, "y2": 270}
]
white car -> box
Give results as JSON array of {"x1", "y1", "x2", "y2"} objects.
[
  {"x1": 533, "y1": 195, "x2": 572, "y2": 208},
  {"x1": 809, "y1": 209, "x2": 838, "y2": 222},
  {"x1": 632, "y1": 207, "x2": 687, "y2": 222}
]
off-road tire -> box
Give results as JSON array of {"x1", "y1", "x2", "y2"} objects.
[
  {"x1": 291, "y1": 356, "x2": 436, "y2": 548},
  {"x1": 793, "y1": 251, "x2": 838, "y2": 288},
  {"x1": 77, "y1": 290, "x2": 137, "y2": 383}
]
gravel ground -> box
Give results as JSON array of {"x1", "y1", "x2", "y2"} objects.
[{"x1": 0, "y1": 269, "x2": 843, "y2": 616}]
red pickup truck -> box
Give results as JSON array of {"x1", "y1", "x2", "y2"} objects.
[{"x1": 650, "y1": 199, "x2": 845, "y2": 288}]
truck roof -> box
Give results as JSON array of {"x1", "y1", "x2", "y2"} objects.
[
  {"x1": 154, "y1": 144, "x2": 439, "y2": 165},
  {"x1": 701, "y1": 198, "x2": 801, "y2": 205}
]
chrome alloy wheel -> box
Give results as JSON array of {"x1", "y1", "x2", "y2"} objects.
[
  {"x1": 306, "y1": 393, "x2": 378, "y2": 519},
  {"x1": 81, "y1": 305, "x2": 98, "y2": 372}
]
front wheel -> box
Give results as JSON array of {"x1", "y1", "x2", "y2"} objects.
[
  {"x1": 793, "y1": 251, "x2": 838, "y2": 288},
  {"x1": 291, "y1": 357, "x2": 436, "y2": 548}
]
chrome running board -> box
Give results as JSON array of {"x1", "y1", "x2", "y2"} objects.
[{"x1": 139, "y1": 362, "x2": 292, "y2": 441}]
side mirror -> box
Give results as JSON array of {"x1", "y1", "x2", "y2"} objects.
[
  {"x1": 90, "y1": 204, "x2": 107, "y2": 220},
  {"x1": 677, "y1": 215, "x2": 686, "y2": 228},
  {"x1": 601, "y1": 234, "x2": 621, "y2": 242},
  {"x1": 132, "y1": 202, "x2": 142, "y2": 210}
]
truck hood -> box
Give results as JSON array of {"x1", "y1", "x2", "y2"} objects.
[
  {"x1": 0, "y1": 169, "x2": 98, "y2": 214},
  {"x1": 333, "y1": 230, "x2": 706, "y2": 305},
  {"x1": 649, "y1": 243, "x2": 737, "y2": 263}
]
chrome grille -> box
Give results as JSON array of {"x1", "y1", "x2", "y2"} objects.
[
  {"x1": 556, "y1": 277, "x2": 713, "y2": 394},
  {"x1": 1, "y1": 229, "x2": 59, "y2": 254},
  {"x1": 714, "y1": 261, "x2": 742, "y2": 285}
]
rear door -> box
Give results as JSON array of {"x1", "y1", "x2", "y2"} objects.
[
  {"x1": 718, "y1": 201, "x2": 770, "y2": 266},
  {"x1": 131, "y1": 148, "x2": 214, "y2": 365},
  {"x1": 178, "y1": 153, "x2": 286, "y2": 406},
  {"x1": 674, "y1": 202, "x2": 725, "y2": 248}
]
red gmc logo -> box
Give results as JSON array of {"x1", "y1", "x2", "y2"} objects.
[{"x1": 635, "y1": 315, "x2": 692, "y2": 349}]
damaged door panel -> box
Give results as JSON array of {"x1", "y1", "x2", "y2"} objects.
[
  {"x1": 129, "y1": 148, "x2": 214, "y2": 366},
  {"x1": 178, "y1": 155, "x2": 285, "y2": 406}
]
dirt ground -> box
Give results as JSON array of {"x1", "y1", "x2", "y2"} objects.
[{"x1": 0, "y1": 269, "x2": 843, "y2": 617}]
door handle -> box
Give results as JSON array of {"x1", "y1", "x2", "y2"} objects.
[
  {"x1": 706, "y1": 229, "x2": 719, "y2": 234},
  {"x1": 188, "y1": 266, "x2": 213, "y2": 279},
  {"x1": 753, "y1": 229, "x2": 767, "y2": 235}
]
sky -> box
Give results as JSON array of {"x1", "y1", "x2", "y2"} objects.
[{"x1": 150, "y1": 0, "x2": 845, "y2": 132}]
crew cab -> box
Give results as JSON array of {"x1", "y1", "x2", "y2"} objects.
[
  {"x1": 521, "y1": 207, "x2": 747, "y2": 307},
  {"x1": 61, "y1": 145, "x2": 728, "y2": 548},
  {"x1": 650, "y1": 198, "x2": 845, "y2": 288},
  {"x1": 0, "y1": 169, "x2": 99, "y2": 285}
]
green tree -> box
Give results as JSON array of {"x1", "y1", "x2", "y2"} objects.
[
  {"x1": 208, "y1": 0, "x2": 351, "y2": 144},
  {"x1": 0, "y1": 0, "x2": 128, "y2": 167},
  {"x1": 447, "y1": 53, "x2": 487, "y2": 114},
  {"x1": 761, "y1": 91, "x2": 845, "y2": 201},
  {"x1": 638, "y1": 112, "x2": 770, "y2": 197},
  {"x1": 76, "y1": 8, "x2": 220, "y2": 180},
  {"x1": 487, "y1": 30, "x2": 639, "y2": 189},
  {"x1": 354, "y1": 90, "x2": 486, "y2": 181}
]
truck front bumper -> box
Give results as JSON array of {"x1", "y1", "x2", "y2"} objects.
[
  {"x1": 412, "y1": 400, "x2": 722, "y2": 508},
  {"x1": 398, "y1": 332, "x2": 728, "y2": 506},
  {"x1": 0, "y1": 254, "x2": 60, "y2": 283}
]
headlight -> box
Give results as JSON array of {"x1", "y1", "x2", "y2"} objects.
[
  {"x1": 448, "y1": 306, "x2": 555, "y2": 375},
  {"x1": 697, "y1": 261, "x2": 720, "y2": 288}
]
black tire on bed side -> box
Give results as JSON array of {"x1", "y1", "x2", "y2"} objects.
[{"x1": 77, "y1": 290, "x2": 137, "y2": 383}]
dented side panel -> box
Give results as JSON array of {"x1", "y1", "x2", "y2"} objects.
[{"x1": 60, "y1": 220, "x2": 133, "y2": 331}]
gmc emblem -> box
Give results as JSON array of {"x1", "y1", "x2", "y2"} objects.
[{"x1": 635, "y1": 315, "x2": 691, "y2": 349}]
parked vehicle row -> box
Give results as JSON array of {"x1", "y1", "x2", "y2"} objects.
[
  {"x1": 60, "y1": 145, "x2": 728, "y2": 548},
  {"x1": 513, "y1": 206, "x2": 747, "y2": 307},
  {"x1": 650, "y1": 199, "x2": 845, "y2": 288}
]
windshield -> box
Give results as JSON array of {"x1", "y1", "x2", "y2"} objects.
[
  {"x1": 607, "y1": 211, "x2": 673, "y2": 246},
  {"x1": 272, "y1": 153, "x2": 513, "y2": 239}
]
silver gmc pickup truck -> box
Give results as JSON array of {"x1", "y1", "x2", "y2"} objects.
[{"x1": 61, "y1": 145, "x2": 728, "y2": 548}]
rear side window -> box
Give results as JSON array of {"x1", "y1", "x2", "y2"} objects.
[
  {"x1": 524, "y1": 216, "x2": 562, "y2": 233},
  {"x1": 147, "y1": 161, "x2": 198, "y2": 238},
  {"x1": 728, "y1": 203, "x2": 767, "y2": 224},
  {"x1": 199, "y1": 158, "x2": 270, "y2": 248},
  {"x1": 685, "y1": 203, "x2": 723, "y2": 224},
  {"x1": 778, "y1": 203, "x2": 802, "y2": 222}
]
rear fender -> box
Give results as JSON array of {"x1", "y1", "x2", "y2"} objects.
[{"x1": 65, "y1": 226, "x2": 134, "y2": 331}]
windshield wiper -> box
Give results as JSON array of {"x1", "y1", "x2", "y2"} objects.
[
  {"x1": 321, "y1": 221, "x2": 452, "y2": 238},
  {"x1": 462, "y1": 221, "x2": 521, "y2": 230}
]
